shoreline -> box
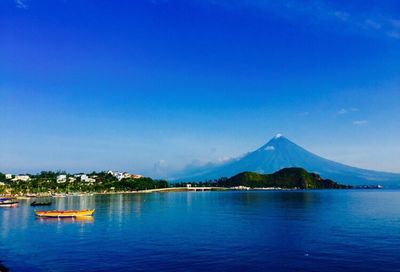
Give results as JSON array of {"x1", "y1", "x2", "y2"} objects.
[
  {"x1": 1, "y1": 186, "x2": 296, "y2": 198},
  {"x1": 1, "y1": 187, "x2": 229, "y2": 198},
  {"x1": 0, "y1": 187, "x2": 373, "y2": 199}
]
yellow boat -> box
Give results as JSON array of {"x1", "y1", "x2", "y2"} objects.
[{"x1": 35, "y1": 209, "x2": 95, "y2": 218}]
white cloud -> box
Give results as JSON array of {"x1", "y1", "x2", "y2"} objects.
[
  {"x1": 387, "y1": 31, "x2": 400, "y2": 39},
  {"x1": 153, "y1": 159, "x2": 169, "y2": 175},
  {"x1": 338, "y1": 107, "x2": 359, "y2": 115},
  {"x1": 217, "y1": 156, "x2": 233, "y2": 163},
  {"x1": 365, "y1": 19, "x2": 382, "y2": 30},
  {"x1": 334, "y1": 11, "x2": 350, "y2": 22},
  {"x1": 392, "y1": 20, "x2": 400, "y2": 28},
  {"x1": 15, "y1": 0, "x2": 28, "y2": 9},
  {"x1": 184, "y1": 1, "x2": 400, "y2": 40},
  {"x1": 353, "y1": 120, "x2": 368, "y2": 126}
]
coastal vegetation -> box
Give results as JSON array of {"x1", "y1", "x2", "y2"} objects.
[
  {"x1": 0, "y1": 185, "x2": 6, "y2": 194},
  {"x1": 217, "y1": 168, "x2": 352, "y2": 189},
  {"x1": 0, "y1": 172, "x2": 5, "y2": 182},
  {"x1": 0, "y1": 171, "x2": 168, "y2": 195},
  {"x1": 0, "y1": 168, "x2": 351, "y2": 195}
]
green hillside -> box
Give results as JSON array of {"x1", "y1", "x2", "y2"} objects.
[{"x1": 217, "y1": 167, "x2": 351, "y2": 189}]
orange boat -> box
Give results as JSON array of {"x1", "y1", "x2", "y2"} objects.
[{"x1": 35, "y1": 209, "x2": 95, "y2": 218}]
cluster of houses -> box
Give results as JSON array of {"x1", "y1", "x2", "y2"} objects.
[
  {"x1": 56, "y1": 174, "x2": 99, "y2": 184},
  {"x1": 4, "y1": 174, "x2": 31, "y2": 182},
  {"x1": 107, "y1": 171, "x2": 144, "y2": 181},
  {"x1": 3, "y1": 171, "x2": 144, "y2": 184},
  {"x1": 1, "y1": 175, "x2": 31, "y2": 189}
]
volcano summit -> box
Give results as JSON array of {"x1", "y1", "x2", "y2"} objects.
[{"x1": 179, "y1": 135, "x2": 400, "y2": 187}]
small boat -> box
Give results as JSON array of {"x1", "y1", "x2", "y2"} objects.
[
  {"x1": 30, "y1": 201, "x2": 52, "y2": 207},
  {"x1": 26, "y1": 193, "x2": 38, "y2": 197},
  {"x1": 52, "y1": 194, "x2": 66, "y2": 198},
  {"x1": 0, "y1": 200, "x2": 19, "y2": 207},
  {"x1": 35, "y1": 209, "x2": 95, "y2": 218}
]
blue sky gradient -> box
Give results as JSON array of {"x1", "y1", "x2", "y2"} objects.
[{"x1": 1, "y1": 0, "x2": 399, "y2": 176}]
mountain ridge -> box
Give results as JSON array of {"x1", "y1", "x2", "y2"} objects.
[{"x1": 176, "y1": 135, "x2": 400, "y2": 187}]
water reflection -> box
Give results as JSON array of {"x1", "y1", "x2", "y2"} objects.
[
  {"x1": 230, "y1": 190, "x2": 325, "y2": 207},
  {"x1": 35, "y1": 217, "x2": 94, "y2": 224},
  {"x1": 2, "y1": 191, "x2": 400, "y2": 272},
  {"x1": 53, "y1": 195, "x2": 96, "y2": 211}
]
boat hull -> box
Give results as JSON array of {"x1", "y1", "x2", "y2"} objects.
[
  {"x1": 31, "y1": 202, "x2": 52, "y2": 207},
  {"x1": 35, "y1": 209, "x2": 95, "y2": 218},
  {"x1": 0, "y1": 202, "x2": 18, "y2": 207}
]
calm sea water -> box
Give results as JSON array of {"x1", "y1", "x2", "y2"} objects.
[{"x1": 1, "y1": 190, "x2": 400, "y2": 272}]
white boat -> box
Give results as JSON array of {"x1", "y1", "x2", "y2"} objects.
[
  {"x1": 0, "y1": 199, "x2": 19, "y2": 207},
  {"x1": 52, "y1": 194, "x2": 66, "y2": 198}
]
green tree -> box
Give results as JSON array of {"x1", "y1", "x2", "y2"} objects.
[{"x1": 0, "y1": 172, "x2": 6, "y2": 183}]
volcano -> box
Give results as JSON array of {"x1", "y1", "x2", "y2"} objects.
[{"x1": 178, "y1": 134, "x2": 400, "y2": 187}]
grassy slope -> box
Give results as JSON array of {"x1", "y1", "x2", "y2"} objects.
[{"x1": 218, "y1": 167, "x2": 350, "y2": 189}]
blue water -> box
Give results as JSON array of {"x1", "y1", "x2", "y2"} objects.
[{"x1": 1, "y1": 190, "x2": 400, "y2": 271}]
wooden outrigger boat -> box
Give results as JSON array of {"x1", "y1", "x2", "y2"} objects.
[{"x1": 35, "y1": 209, "x2": 95, "y2": 218}]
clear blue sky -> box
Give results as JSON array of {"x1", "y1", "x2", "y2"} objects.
[{"x1": 1, "y1": 0, "x2": 399, "y2": 176}]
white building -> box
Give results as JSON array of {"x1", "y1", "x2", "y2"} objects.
[
  {"x1": 120, "y1": 172, "x2": 131, "y2": 180},
  {"x1": 81, "y1": 175, "x2": 96, "y2": 183},
  {"x1": 68, "y1": 177, "x2": 76, "y2": 182},
  {"x1": 131, "y1": 174, "x2": 144, "y2": 179},
  {"x1": 231, "y1": 186, "x2": 250, "y2": 190},
  {"x1": 108, "y1": 171, "x2": 126, "y2": 181},
  {"x1": 5, "y1": 174, "x2": 13, "y2": 179},
  {"x1": 108, "y1": 170, "x2": 144, "y2": 181},
  {"x1": 57, "y1": 175, "x2": 67, "y2": 184},
  {"x1": 12, "y1": 175, "x2": 31, "y2": 182}
]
